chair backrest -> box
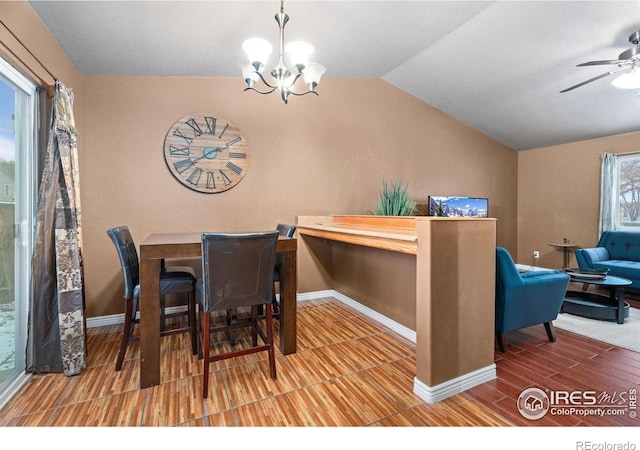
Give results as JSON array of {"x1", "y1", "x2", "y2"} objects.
[
  {"x1": 276, "y1": 224, "x2": 296, "y2": 238},
  {"x1": 107, "y1": 226, "x2": 139, "y2": 299},
  {"x1": 200, "y1": 231, "x2": 279, "y2": 312},
  {"x1": 495, "y1": 247, "x2": 522, "y2": 288}
]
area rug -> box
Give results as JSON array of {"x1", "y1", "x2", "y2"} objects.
[{"x1": 553, "y1": 307, "x2": 640, "y2": 353}]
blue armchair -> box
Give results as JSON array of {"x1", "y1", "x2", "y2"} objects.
[{"x1": 495, "y1": 247, "x2": 571, "y2": 352}]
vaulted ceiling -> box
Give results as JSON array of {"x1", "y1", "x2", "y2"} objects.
[{"x1": 29, "y1": 1, "x2": 640, "y2": 150}]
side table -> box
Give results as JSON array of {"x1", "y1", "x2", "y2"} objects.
[{"x1": 548, "y1": 242, "x2": 578, "y2": 268}]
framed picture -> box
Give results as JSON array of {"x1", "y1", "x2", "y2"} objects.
[{"x1": 428, "y1": 196, "x2": 489, "y2": 218}]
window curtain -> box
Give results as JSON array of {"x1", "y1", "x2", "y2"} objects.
[
  {"x1": 27, "y1": 81, "x2": 86, "y2": 376},
  {"x1": 599, "y1": 152, "x2": 618, "y2": 237}
]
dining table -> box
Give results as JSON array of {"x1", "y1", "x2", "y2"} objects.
[{"x1": 138, "y1": 232, "x2": 297, "y2": 388}]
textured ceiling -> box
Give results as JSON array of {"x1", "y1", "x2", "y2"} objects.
[{"x1": 29, "y1": 0, "x2": 640, "y2": 150}]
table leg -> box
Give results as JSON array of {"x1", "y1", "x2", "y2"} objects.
[
  {"x1": 279, "y1": 250, "x2": 297, "y2": 355},
  {"x1": 614, "y1": 287, "x2": 625, "y2": 325},
  {"x1": 140, "y1": 258, "x2": 161, "y2": 388}
]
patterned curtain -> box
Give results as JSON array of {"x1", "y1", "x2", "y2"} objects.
[
  {"x1": 27, "y1": 81, "x2": 86, "y2": 375},
  {"x1": 598, "y1": 152, "x2": 618, "y2": 237}
]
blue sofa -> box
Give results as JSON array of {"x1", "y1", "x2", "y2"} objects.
[
  {"x1": 575, "y1": 231, "x2": 640, "y2": 289},
  {"x1": 495, "y1": 247, "x2": 570, "y2": 352}
]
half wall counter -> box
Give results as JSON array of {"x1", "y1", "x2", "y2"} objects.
[{"x1": 296, "y1": 215, "x2": 497, "y2": 403}]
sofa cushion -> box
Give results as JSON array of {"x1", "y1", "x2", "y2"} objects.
[
  {"x1": 598, "y1": 231, "x2": 640, "y2": 261},
  {"x1": 592, "y1": 260, "x2": 640, "y2": 282}
]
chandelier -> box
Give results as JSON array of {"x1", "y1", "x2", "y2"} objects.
[{"x1": 239, "y1": 0, "x2": 326, "y2": 104}]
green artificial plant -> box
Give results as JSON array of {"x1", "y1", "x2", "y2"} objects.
[{"x1": 374, "y1": 179, "x2": 416, "y2": 216}]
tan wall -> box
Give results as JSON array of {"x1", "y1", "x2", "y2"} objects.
[
  {"x1": 81, "y1": 75, "x2": 518, "y2": 318},
  {"x1": 518, "y1": 131, "x2": 640, "y2": 269},
  {"x1": 332, "y1": 243, "x2": 417, "y2": 329}
]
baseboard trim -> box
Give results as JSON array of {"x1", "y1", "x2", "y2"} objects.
[
  {"x1": 88, "y1": 290, "x2": 414, "y2": 343},
  {"x1": 87, "y1": 293, "x2": 291, "y2": 328},
  {"x1": 86, "y1": 305, "x2": 189, "y2": 328},
  {"x1": 87, "y1": 311, "x2": 127, "y2": 328},
  {"x1": 296, "y1": 290, "x2": 334, "y2": 302},
  {"x1": 316, "y1": 290, "x2": 416, "y2": 343},
  {"x1": 413, "y1": 364, "x2": 497, "y2": 404}
]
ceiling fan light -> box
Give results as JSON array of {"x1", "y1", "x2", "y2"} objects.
[
  {"x1": 242, "y1": 37, "x2": 272, "y2": 70},
  {"x1": 612, "y1": 69, "x2": 640, "y2": 89}
]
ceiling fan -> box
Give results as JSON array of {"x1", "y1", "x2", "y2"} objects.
[{"x1": 560, "y1": 29, "x2": 640, "y2": 93}]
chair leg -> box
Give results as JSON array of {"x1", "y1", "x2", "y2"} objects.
[
  {"x1": 202, "y1": 311, "x2": 211, "y2": 399},
  {"x1": 251, "y1": 306, "x2": 259, "y2": 347},
  {"x1": 226, "y1": 308, "x2": 238, "y2": 345},
  {"x1": 544, "y1": 322, "x2": 557, "y2": 343},
  {"x1": 266, "y1": 303, "x2": 277, "y2": 380},
  {"x1": 160, "y1": 295, "x2": 166, "y2": 332},
  {"x1": 116, "y1": 300, "x2": 135, "y2": 371},
  {"x1": 188, "y1": 292, "x2": 197, "y2": 355},
  {"x1": 496, "y1": 332, "x2": 508, "y2": 352},
  {"x1": 197, "y1": 301, "x2": 204, "y2": 360},
  {"x1": 272, "y1": 285, "x2": 280, "y2": 316}
]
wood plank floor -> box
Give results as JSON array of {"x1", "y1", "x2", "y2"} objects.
[{"x1": 0, "y1": 295, "x2": 638, "y2": 428}]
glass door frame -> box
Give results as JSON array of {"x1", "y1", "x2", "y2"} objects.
[{"x1": 0, "y1": 55, "x2": 37, "y2": 411}]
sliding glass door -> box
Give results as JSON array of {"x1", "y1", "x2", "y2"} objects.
[{"x1": 0, "y1": 56, "x2": 36, "y2": 410}]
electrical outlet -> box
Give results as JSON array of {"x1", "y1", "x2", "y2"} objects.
[{"x1": 533, "y1": 251, "x2": 540, "y2": 259}]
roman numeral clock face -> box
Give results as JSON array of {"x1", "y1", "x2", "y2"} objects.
[{"x1": 163, "y1": 113, "x2": 249, "y2": 193}]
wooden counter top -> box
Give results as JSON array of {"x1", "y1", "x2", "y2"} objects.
[
  {"x1": 297, "y1": 215, "x2": 495, "y2": 255},
  {"x1": 297, "y1": 215, "x2": 418, "y2": 255}
]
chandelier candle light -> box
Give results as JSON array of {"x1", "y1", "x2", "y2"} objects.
[{"x1": 239, "y1": 0, "x2": 326, "y2": 104}]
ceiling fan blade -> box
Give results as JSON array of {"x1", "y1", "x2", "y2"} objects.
[
  {"x1": 577, "y1": 60, "x2": 625, "y2": 67},
  {"x1": 560, "y1": 67, "x2": 628, "y2": 93}
]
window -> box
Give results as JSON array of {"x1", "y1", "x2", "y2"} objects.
[{"x1": 616, "y1": 154, "x2": 640, "y2": 230}]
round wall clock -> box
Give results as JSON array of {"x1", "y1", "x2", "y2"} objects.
[{"x1": 163, "y1": 113, "x2": 249, "y2": 193}]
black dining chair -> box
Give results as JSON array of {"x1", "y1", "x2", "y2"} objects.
[
  {"x1": 272, "y1": 224, "x2": 296, "y2": 316},
  {"x1": 196, "y1": 231, "x2": 279, "y2": 398},
  {"x1": 107, "y1": 226, "x2": 197, "y2": 371}
]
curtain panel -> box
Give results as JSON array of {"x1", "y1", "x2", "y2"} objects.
[
  {"x1": 599, "y1": 152, "x2": 618, "y2": 237},
  {"x1": 27, "y1": 81, "x2": 86, "y2": 376}
]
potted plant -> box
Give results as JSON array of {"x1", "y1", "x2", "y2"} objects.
[{"x1": 374, "y1": 179, "x2": 416, "y2": 216}]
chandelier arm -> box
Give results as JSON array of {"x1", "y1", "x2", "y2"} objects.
[
  {"x1": 243, "y1": 86, "x2": 278, "y2": 95},
  {"x1": 286, "y1": 90, "x2": 320, "y2": 97},
  {"x1": 254, "y1": 70, "x2": 278, "y2": 89},
  {"x1": 282, "y1": 72, "x2": 303, "y2": 90}
]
